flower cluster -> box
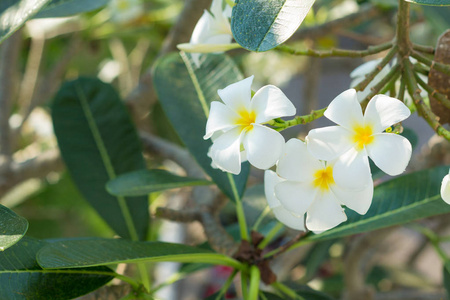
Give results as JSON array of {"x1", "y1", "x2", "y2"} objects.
[{"x1": 204, "y1": 79, "x2": 413, "y2": 232}]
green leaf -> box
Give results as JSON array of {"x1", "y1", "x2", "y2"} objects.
[
  {"x1": 106, "y1": 169, "x2": 213, "y2": 197},
  {"x1": 0, "y1": 237, "x2": 113, "y2": 300},
  {"x1": 152, "y1": 52, "x2": 249, "y2": 202},
  {"x1": 405, "y1": 0, "x2": 450, "y2": 6},
  {"x1": 0, "y1": 204, "x2": 28, "y2": 251},
  {"x1": 264, "y1": 285, "x2": 335, "y2": 300},
  {"x1": 37, "y1": 238, "x2": 243, "y2": 270},
  {"x1": 52, "y1": 77, "x2": 148, "y2": 240},
  {"x1": 34, "y1": 0, "x2": 108, "y2": 18},
  {"x1": 444, "y1": 263, "x2": 450, "y2": 298},
  {"x1": 0, "y1": 0, "x2": 51, "y2": 44},
  {"x1": 308, "y1": 165, "x2": 450, "y2": 242},
  {"x1": 231, "y1": 0, "x2": 315, "y2": 52}
]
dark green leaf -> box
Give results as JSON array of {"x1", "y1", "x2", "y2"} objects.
[
  {"x1": 34, "y1": 0, "x2": 108, "y2": 18},
  {"x1": 52, "y1": 77, "x2": 148, "y2": 240},
  {"x1": 264, "y1": 284, "x2": 335, "y2": 300},
  {"x1": 0, "y1": 0, "x2": 51, "y2": 44},
  {"x1": 308, "y1": 165, "x2": 450, "y2": 242},
  {"x1": 37, "y1": 238, "x2": 242, "y2": 269},
  {"x1": 106, "y1": 169, "x2": 213, "y2": 197},
  {"x1": 153, "y1": 52, "x2": 249, "y2": 202},
  {"x1": 0, "y1": 204, "x2": 28, "y2": 251},
  {"x1": 444, "y1": 263, "x2": 450, "y2": 298},
  {"x1": 300, "y1": 240, "x2": 336, "y2": 283},
  {"x1": 406, "y1": 0, "x2": 450, "y2": 5},
  {"x1": 0, "y1": 237, "x2": 113, "y2": 300},
  {"x1": 231, "y1": 0, "x2": 315, "y2": 52}
]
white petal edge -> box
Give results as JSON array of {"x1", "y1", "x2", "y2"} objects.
[
  {"x1": 331, "y1": 179, "x2": 374, "y2": 215},
  {"x1": 217, "y1": 76, "x2": 253, "y2": 112},
  {"x1": 364, "y1": 94, "x2": 411, "y2": 133},
  {"x1": 277, "y1": 138, "x2": 322, "y2": 182},
  {"x1": 209, "y1": 127, "x2": 243, "y2": 174},
  {"x1": 204, "y1": 101, "x2": 239, "y2": 139},
  {"x1": 306, "y1": 192, "x2": 347, "y2": 232},
  {"x1": 275, "y1": 181, "x2": 316, "y2": 216},
  {"x1": 366, "y1": 133, "x2": 412, "y2": 176},
  {"x1": 324, "y1": 89, "x2": 364, "y2": 130},
  {"x1": 350, "y1": 59, "x2": 382, "y2": 78},
  {"x1": 306, "y1": 126, "x2": 354, "y2": 161},
  {"x1": 441, "y1": 173, "x2": 450, "y2": 205},
  {"x1": 190, "y1": 10, "x2": 213, "y2": 45},
  {"x1": 333, "y1": 147, "x2": 372, "y2": 190},
  {"x1": 264, "y1": 170, "x2": 285, "y2": 208},
  {"x1": 243, "y1": 124, "x2": 285, "y2": 170},
  {"x1": 272, "y1": 206, "x2": 305, "y2": 231},
  {"x1": 251, "y1": 85, "x2": 296, "y2": 124}
]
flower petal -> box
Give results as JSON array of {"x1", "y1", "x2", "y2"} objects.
[
  {"x1": 272, "y1": 206, "x2": 305, "y2": 231},
  {"x1": 243, "y1": 124, "x2": 285, "y2": 170},
  {"x1": 277, "y1": 138, "x2": 322, "y2": 182},
  {"x1": 306, "y1": 126, "x2": 354, "y2": 161},
  {"x1": 333, "y1": 147, "x2": 372, "y2": 190},
  {"x1": 264, "y1": 170, "x2": 285, "y2": 208},
  {"x1": 441, "y1": 173, "x2": 450, "y2": 205},
  {"x1": 218, "y1": 76, "x2": 253, "y2": 112},
  {"x1": 306, "y1": 192, "x2": 347, "y2": 232},
  {"x1": 364, "y1": 94, "x2": 411, "y2": 133},
  {"x1": 190, "y1": 10, "x2": 213, "y2": 45},
  {"x1": 275, "y1": 181, "x2": 316, "y2": 216},
  {"x1": 204, "y1": 101, "x2": 239, "y2": 139},
  {"x1": 324, "y1": 89, "x2": 364, "y2": 130},
  {"x1": 251, "y1": 85, "x2": 296, "y2": 123},
  {"x1": 366, "y1": 133, "x2": 412, "y2": 176},
  {"x1": 331, "y1": 179, "x2": 374, "y2": 215},
  {"x1": 209, "y1": 127, "x2": 243, "y2": 174}
]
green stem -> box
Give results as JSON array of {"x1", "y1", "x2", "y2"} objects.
[
  {"x1": 360, "y1": 64, "x2": 401, "y2": 108},
  {"x1": 411, "y1": 50, "x2": 450, "y2": 77},
  {"x1": 413, "y1": 63, "x2": 430, "y2": 76},
  {"x1": 403, "y1": 60, "x2": 450, "y2": 141},
  {"x1": 271, "y1": 282, "x2": 305, "y2": 300},
  {"x1": 258, "y1": 222, "x2": 284, "y2": 250},
  {"x1": 248, "y1": 266, "x2": 261, "y2": 300},
  {"x1": 276, "y1": 42, "x2": 393, "y2": 58},
  {"x1": 412, "y1": 43, "x2": 435, "y2": 54},
  {"x1": 252, "y1": 206, "x2": 271, "y2": 231},
  {"x1": 215, "y1": 269, "x2": 238, "y2": 300},
  {"x1": 398, "y1": 78, "x2": 406, "y2": 102},
  {"x1": 268, "y1": 107, "x2": 327, "y2": 131},
  {"x1": 227, "y1": 173, "x2": 249, "y2": 241},
  {"x1": 353, "y1": 45, "x2": 398, "y2": 92},
  {"x1": 414, "y1": 72, "x2": 450, "y2": 109},
  {"x1": 241, "y1": 271, "x2": 249, "y2": 300}
]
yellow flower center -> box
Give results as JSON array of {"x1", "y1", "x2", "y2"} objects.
[
  {"x1": 235, "y1": 109, "x2": 256, "y2": 132},
  {"x1": 352, "y1": 124, "x2": 374, "y2": 151},
  {"x1": 313, "y1": 166, "x2": 335, "y2": 192}
]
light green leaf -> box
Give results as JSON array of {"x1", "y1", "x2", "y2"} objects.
[
  {"x1": 37, "y1": 238, "x2": 243, "y2": 270},
  {"x1": 308, "y1": 165, "x2": 450, "y2": 242},
  {"x1": 0, "y1": 204, "x2": 28, "y2": 251},
  {"x1": 152, "y1": 52, "x2": 249, "y2": 203},
  {"x1": 0, "y1": 0, "x2": 51, "y2": 44},
  {"x1": 405, "y1": 0, "x2": 450, "y2": 6},
  {"x1": 34, "y1": 0, "x2": 108, "y2": 18},
  {"x1": 0, "y1": 237, "x2": 113, "y2": 300},
  {"x1": 52, "y1": 77, "x2": 149, "y2": 241},
  {"x1": 231, "y1": 0, "x2": 315, "y2": 52},
  {"x1": 106, "y1": 169, "x2": 213, "y2": 197}
]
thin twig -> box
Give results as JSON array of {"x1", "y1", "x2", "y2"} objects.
[
  {"x1": 414, "y1": 72, "x2": 450, "y2": 109},
  {"x1": 276, "y1": 42, "x2": 393, "y2": 58},
  {"x1": 403, "y1": 60, "x2": 450, "y2": 141},
  {"x1": 412, "y1": 43, "x2": 435, "y2": 54},
  {"x1": 360, "y1": 64, "x2": 402, "y2": 108},
  {"x1": 411, "y1": 50, "x2": 450, "y2": 77}
]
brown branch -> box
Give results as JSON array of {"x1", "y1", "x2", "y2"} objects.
[
  {"x1": 125, "y1": 0, "x2": 212, "y2": 122},
  {"x1": 290, "y1": 5, "x2": 383, "y2": 42},
  {"x1": 0, "y1": 30, "x2": 22, "y2": 159}
]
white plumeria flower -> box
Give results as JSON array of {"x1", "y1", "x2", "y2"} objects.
[
  {"x1": 204, "y1": 75, "x2": 296, "y2": 175},
  {"x1": 265, "y1": 139, "x2": 373, "y2": 232},
  {"x1": 441, "y1": 169, "x2": 450, "y2": 204},
  {"x1": 264, "y1": 170, "x2": 306, "y2": 231},
  {"x1": 108, "y1": 0, "x2": 144, "y2": 24},
  {"x1": 307, "y1": 89, "x2": 412, "y2": 190},
  {"x1": 178, "y1": 0, "x2": 234, "y2": 66}
]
